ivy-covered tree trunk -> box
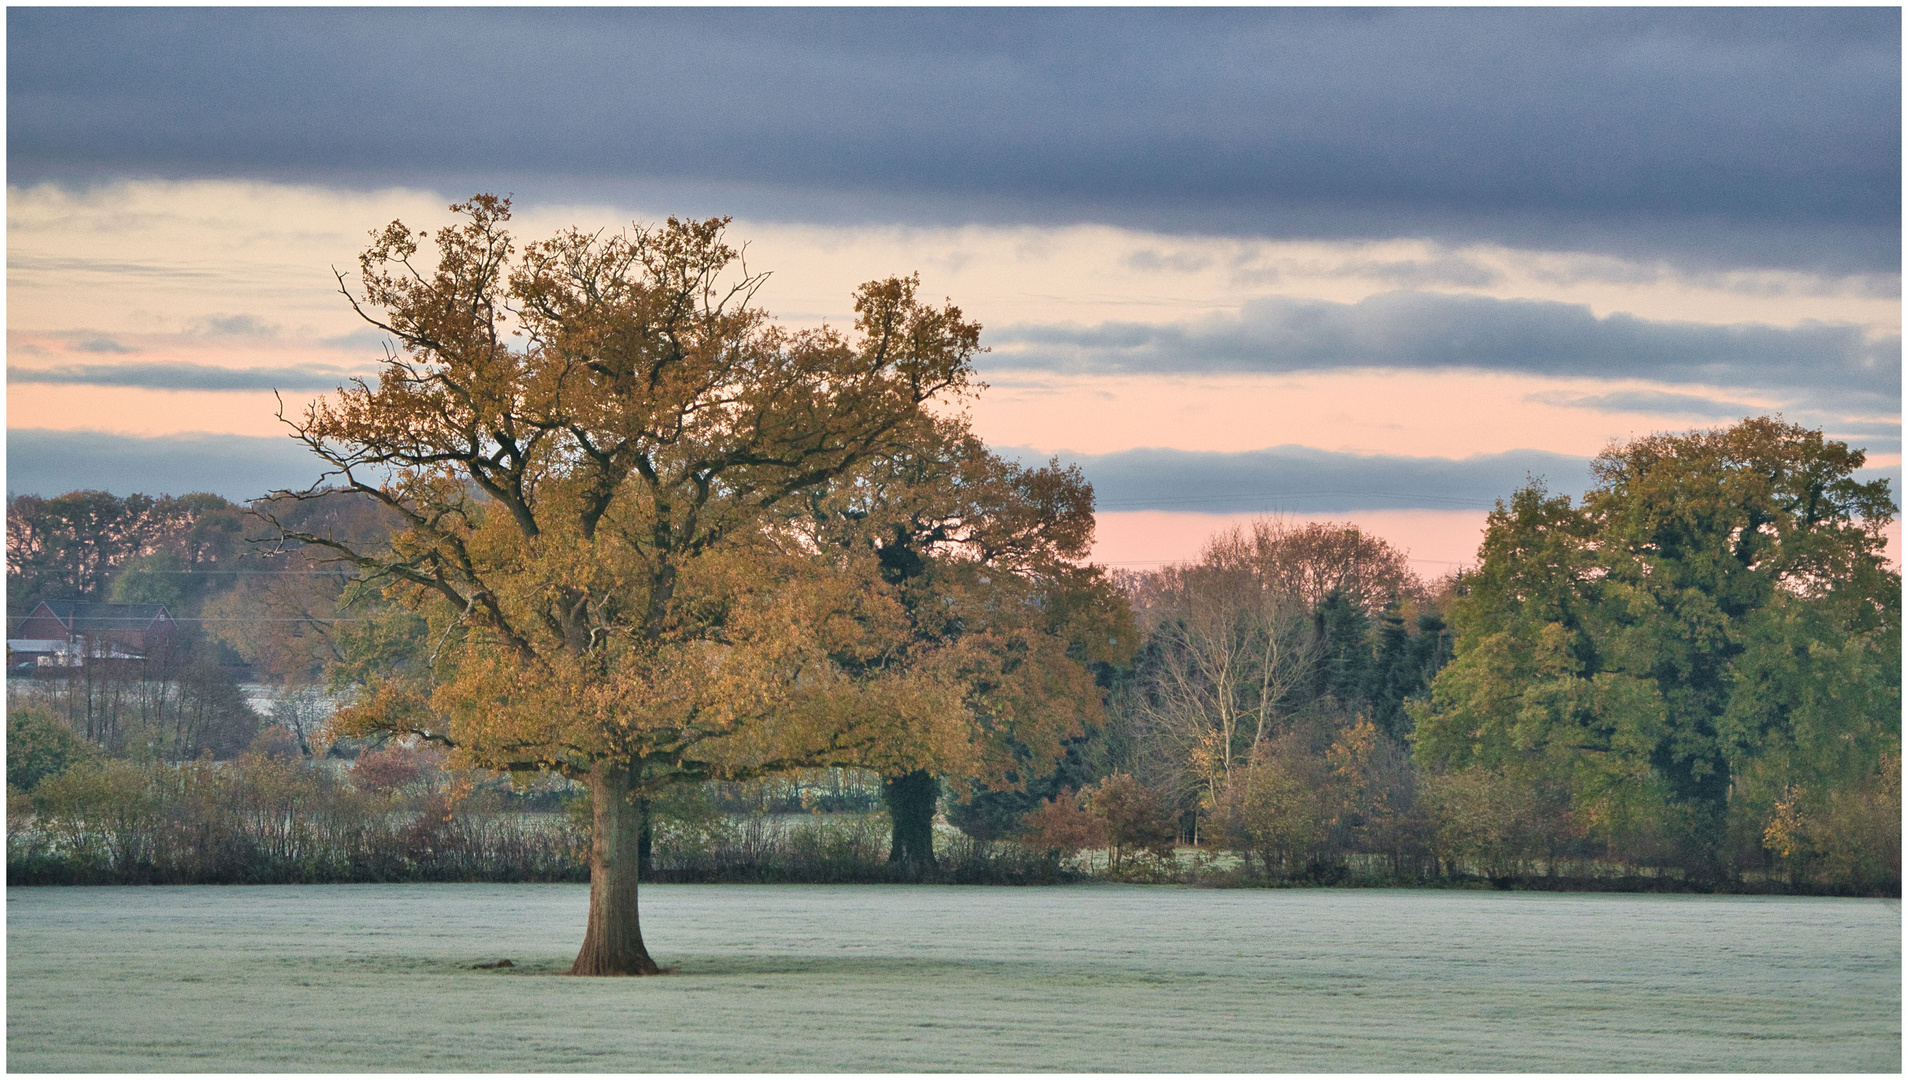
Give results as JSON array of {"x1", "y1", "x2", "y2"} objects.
[
  {"x1": 571, "y1": 762, "x2": 660, "y2": 976},
  {"x1": 884, "y1": 770, "x2": 939, "y2": 874}
]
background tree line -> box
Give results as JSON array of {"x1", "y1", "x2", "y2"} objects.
[{"x1": 13, "y1": 416, "x2": 1895, "y2": 896}]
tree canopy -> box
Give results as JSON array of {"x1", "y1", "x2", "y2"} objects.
[
  {"x1": 7, "y1": 490, "x2": 249, "y2": 611},
  {"x1": 1411, "y1": 418, "x2": 1900, "y2": 880}
]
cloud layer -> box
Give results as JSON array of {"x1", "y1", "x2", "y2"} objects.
[
  {"x1": 990, "y1": 292, "x2": 1902, "y2": 408},
  {"x1": 9, "y1": 8, "x2": 1898, "y2": 272},
  {"x1": 1003, "y1": 445, "x2": 1600, "y2": 513},
  {"x1": 8, "y1": 362, "x2": 366, "y2": 392},
  {"x1": 7, "y1": 430, "x2": 331, "y2": 502},
  {"x1": 12, "y1": 430, "x2": 1892, "y2": 526},
  {"x1": 0, "y1": 431, "x2": 1602, "y2": 511},
  {"x1": 1016, "y1": 443, "x2": 1898, "y2": 517}
]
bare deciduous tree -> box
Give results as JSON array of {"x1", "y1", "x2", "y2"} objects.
[{"x1": 1120, "y1": 519, "x2": 1423, "y2": 828}]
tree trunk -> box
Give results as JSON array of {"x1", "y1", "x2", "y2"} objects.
[
  {"x1": 636, "y1": 795, "x2": 654, "y2": 877},
  {"x1": 883, "y1": 770, "x2": 938, "y2": 874},
  {"x1": 570, "y1": 761, "x2": 661, "y2": 976}
]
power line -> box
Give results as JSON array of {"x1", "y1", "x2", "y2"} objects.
[{"x1": 89, "y1": 569, "x2": 355, "y2": 575}]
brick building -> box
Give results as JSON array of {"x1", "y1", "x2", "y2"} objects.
[{"x1": 7, "y1": 600, "x2": 177, "y2": 671}]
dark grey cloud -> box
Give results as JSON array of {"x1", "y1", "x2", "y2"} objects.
[
  {"x1": 989, "y1": 292, "x2": 1902, "y2": 408},
  {"x1": 7, "y1": 429, "x2": 328, "y2": 502},
  {"x1": 68, "y1": 336, "x2": 134, "y2": 355},
  {"x1": 1003, "y1": 443, "x2": 1898, "y2": 517},
  {"x1": 8, "y1": 8, "x2": 1897, "y2": 272},
  {"x1": 9, "y1": 362, "x2": 366, "y2": 392},
  {"x1": 1002, "y1": 445, "x2": 1598, "y2": 513}
]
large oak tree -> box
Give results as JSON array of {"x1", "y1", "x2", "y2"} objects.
[{"x1": 270, "y1": 197, "x2": 984, "y2": 974}]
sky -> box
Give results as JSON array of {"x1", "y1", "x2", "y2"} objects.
[{"x1": 7, "y1": 8, "x2": 1901, "y2": 577}]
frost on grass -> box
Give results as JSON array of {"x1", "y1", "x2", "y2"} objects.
[{"x1": 7, "y1": 884, "x2": 1900, "y2": 1072}]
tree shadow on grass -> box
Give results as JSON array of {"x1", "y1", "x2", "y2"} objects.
[
  {"x1": 345, "y1": 951, "x2": 1189, "y2": 989},
  {"x1": 488, "y1": 953, "x2": 1019, "y2": 980},
  {"x1": 670, "y1": 954, "x2": 995, "y2": 978}
]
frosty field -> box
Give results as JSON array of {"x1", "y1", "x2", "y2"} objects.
[{"x1": 7, "y1": 883, "x2": 1899, "y2": 1072}]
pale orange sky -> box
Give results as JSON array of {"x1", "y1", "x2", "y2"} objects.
[{"x1": 8, "y1": 180, "x2": 1899, "y2": 574}]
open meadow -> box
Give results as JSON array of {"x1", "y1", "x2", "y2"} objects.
[{"x1": 7, "y1": 883, "x2": 1899, "y2": 1072}]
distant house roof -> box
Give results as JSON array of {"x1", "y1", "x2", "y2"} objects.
[{"x1": 9, "y1": 600, "x2": 176, "y2": 663}]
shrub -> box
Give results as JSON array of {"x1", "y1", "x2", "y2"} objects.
[
  {"x1": 1018, "y1": 789, "x2": 1107, "y2": 864},
  {"x1": 1086, "y1": 773, "x2": 1177, "y2": 873},
  {"x1": 351, "y1": 741, "x2": 439, "y2": 794},
  {"x1": 1212, "y1": 731, "x2": 1341, "y2": 880},
  {"x1": 7, "y1": 705, "x2": 99, "y2": 791},
  {"x1": 1418, "y1": 766, "x2": 1573, "y2": 880},
  {"x1": 8, "y1": 754, "x2": 588, "y2": 885},
  {"x1": 1763, "y1": 752, "x2": 1902, "y2": 895}
]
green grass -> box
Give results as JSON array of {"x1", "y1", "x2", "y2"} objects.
[{"x1": 7, "y1": 883, "x2": 1900, "y2": 1071}]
